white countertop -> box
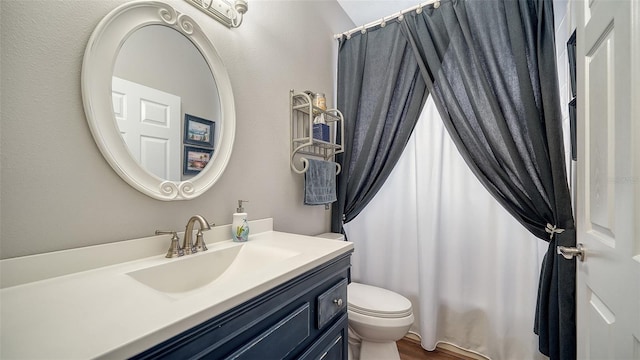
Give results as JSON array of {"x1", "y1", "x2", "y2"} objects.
[{"x1": 0, "y1": 220, "x2": 353, "y2": 359}]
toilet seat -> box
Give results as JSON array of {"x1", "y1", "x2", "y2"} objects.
[{"x1": 348, "y1": 283, "x2": 413, "y2": 318}]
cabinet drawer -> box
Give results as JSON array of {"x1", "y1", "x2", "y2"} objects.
[{"x1": 317, "y1": 279, "x2": 347, "y2": 329}]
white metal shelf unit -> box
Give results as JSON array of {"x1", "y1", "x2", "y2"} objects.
[{"x1": 290, "y1": 90, "x2": 344, "y2": 174}]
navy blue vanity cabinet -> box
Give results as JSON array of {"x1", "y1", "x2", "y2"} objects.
[{"x1": 131, "y1": 252, "x2": 351, "y2": 360}]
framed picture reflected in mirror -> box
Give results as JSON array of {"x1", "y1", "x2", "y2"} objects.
[
  {"x1": 183, "y1": 146, "x2": 214, "y2": 175},
  {"x1": 184, "y1": 114, "x2": 215, "y2": 148}
]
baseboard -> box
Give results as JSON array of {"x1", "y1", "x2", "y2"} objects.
[
  {"x1": 404, "y1": 332, "x2": 422, "y2": 343},
  {"x1": 401, "y1": 335, "x2": 489, "y2": 360}
]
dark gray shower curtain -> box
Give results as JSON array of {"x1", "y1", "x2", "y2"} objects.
[
  {"x1": 332, "y1": 0, "x2": 576, "y2": 359},
  {"x1": 330, "y1": 21, "x2": 428, "y2": 232},
  {"x1": 399, "y1": 1, "x2": 575, "y2": 358}
]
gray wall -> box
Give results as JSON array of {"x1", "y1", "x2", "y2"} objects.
[{"x1": 0, "y1": 0, "x2": 355, "y2": 259}]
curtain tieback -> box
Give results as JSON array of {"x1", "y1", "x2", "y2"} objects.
[{"x1": 545, "y1": 223, "x2": 565, "y2": 239}]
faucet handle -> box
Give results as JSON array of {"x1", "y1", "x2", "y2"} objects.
[
  {"x1": 155, "y1": 230, "x2": 184, "y2": 258},
  {"x1": 194, "y1": 223, "x2": 215, "y2": 252},
  {"x1": 194, "y1": 229, "x2": 208, "y2": 252}
]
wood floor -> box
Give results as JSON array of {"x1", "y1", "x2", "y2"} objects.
[{"x1": 397, "y1": 338, "x2": 476, "y2": 360}]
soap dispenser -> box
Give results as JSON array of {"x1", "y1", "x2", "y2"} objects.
[{"x1": 232, "y1": 200, "x2": 249, "y2": 242}]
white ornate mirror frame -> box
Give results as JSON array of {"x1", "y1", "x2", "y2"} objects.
[{"x1": 82, "y1": 0, "x2": 235, "y2": 201}]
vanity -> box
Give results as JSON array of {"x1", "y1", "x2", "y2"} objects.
[
  {"x1": 0, "y1": 219, "x2": 353, "y2": 359},
  {"x1": 133, "y1": 248, "x2": 350, "y2": 359}
]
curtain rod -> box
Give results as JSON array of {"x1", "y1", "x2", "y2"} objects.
[{"x1": 334, "y1": 0, "x2": 441, "y2": 39}]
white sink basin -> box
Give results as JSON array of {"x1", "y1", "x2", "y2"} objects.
[{"x1": 127, "y1": 243, "x2": 300, "y2": 294}]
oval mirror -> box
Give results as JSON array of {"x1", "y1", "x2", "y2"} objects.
[{"x1": 82, "y1": 0, "x2": 235, "y2": 200}]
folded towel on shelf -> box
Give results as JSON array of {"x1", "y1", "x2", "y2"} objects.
[{"x1": 304, "y1": 158, "x2": 337, "y2": 205}]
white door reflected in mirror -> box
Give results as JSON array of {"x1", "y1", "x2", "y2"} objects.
[
  {"x1": 112, "y1": 77, "x2": 182, "y2": 181},
  {"x1": 82, "y1": 1, "x2": 236, "y2": 200}
]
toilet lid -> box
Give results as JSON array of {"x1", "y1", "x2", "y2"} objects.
[{"x1": 348, "y1": 282, "x2": 413, "y2": 318}]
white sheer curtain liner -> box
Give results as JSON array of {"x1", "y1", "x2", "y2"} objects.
[{"x1": 345, "y1": 97, "x2": 549, "y2": 360}]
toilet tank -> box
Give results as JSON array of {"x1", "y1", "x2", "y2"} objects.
[{"x1": 315, "y1": 232, "x2": 345, "y2": 241}]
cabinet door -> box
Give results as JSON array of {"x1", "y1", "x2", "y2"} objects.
[
  {"x1": 224, "y1": 304, "x2": 311, "y2": 360},
  {"x1": 298, "y1": 314, "x2": 348, "y2": 360}
]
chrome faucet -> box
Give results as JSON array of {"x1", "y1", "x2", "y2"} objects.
[{"x1": 183, "y1": 215, "x2": 212, "y2": 255}]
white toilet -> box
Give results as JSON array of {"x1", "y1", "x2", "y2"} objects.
[
  {"x1": 347, "y1": 282, "x2": 414, "y2": 360},
  {"x1": 315, "y1": 233, "x2": 415, "y2": 360}
]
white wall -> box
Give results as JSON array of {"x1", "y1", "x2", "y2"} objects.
[{"x1": 0, "y1": 0, "x2": 355, "y2": 259}]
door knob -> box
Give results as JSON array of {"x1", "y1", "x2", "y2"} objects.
[{"x1": 557, "y1": 243, "x2": 585, "y2": 262}]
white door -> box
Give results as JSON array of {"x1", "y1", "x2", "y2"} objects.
[
  {"x1": 112, "y1": 77, "x2": 182, "y2": 181},
  {"x1": 576, "y1": 0, "x2": 640, "y2": 358}
]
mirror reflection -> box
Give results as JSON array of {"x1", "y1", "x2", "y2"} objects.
[{"x1": 112, "y1": 25, "x2": 220, "y2": 181}]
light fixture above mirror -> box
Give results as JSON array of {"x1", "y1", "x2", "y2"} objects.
[{"x1": 184, "y1": 0, "x2": 248, "y2": 28}]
